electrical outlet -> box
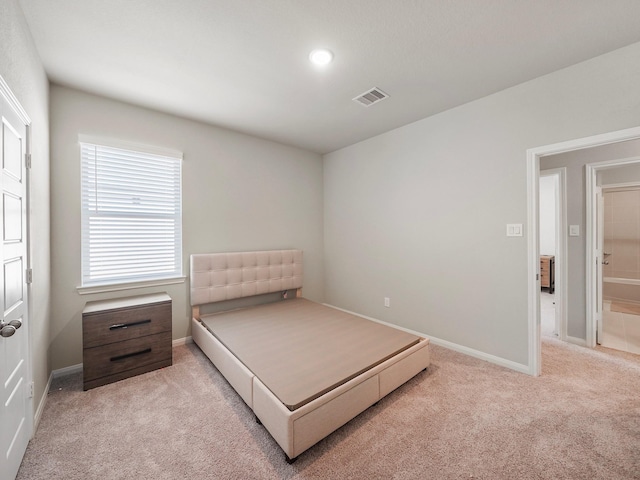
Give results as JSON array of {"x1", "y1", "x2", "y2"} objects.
[{"x1": 384, "y1": 297, "x2": 390, "y2": 308}]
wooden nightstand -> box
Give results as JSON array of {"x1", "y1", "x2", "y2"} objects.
[
  {"x1": 82, "y1": 293, "x2": 172, "y2": 390},
  {"x1": 540, "y1": 255, "x2": 555, "y2": 294}
]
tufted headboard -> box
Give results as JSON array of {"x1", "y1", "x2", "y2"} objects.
[{"x1": 190, "y1": 249, "x2": 303, "y2": 307}]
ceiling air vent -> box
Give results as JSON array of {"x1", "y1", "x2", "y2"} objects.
[{"x1": 352, "y1": 87, "x2": 389, "y2": 107}]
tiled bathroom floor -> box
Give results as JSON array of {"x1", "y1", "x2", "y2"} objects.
[
  {"x1": 602, "y1": 300, "x2": 640, "y2": 355},
  {"x1": 541, "y1": 291, "x2": 557, "y2": 337}
]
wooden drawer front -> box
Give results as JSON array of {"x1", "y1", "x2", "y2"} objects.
[
  {"x1": 83, "y1": 303, "x2": 171, "y2": 348},
  {"x1": 83, "y1": 331, "x2": 171, "y2": 381}
]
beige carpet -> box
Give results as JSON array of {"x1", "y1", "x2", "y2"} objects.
[{"x1": 17, "y1": 339, "x2": 640, "y2": 480}]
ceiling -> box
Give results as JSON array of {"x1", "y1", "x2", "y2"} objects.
[{"x1": 18, "y1": 0, "x2": 640, "y2": 154}]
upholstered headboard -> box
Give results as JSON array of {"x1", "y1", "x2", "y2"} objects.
[{"x1": 190, "y1": 250, "x2": 303, "y2": 306}]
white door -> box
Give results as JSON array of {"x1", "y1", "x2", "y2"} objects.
[
  {"x1": 595, "y1": 186, "x2": 604, "y2": 344},
  {"x1": 0, "y1": 87, "x2": 31, "y2": 479}
]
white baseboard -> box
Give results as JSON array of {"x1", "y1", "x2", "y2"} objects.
[
  {"x1": 33, "y1": 372, "x2": 53, "y2": 434},
  {"x1": 322, "y1": 303, "x2": 531, "y2": 375},
  {"x1": 173, "y1": 336, "x2": 193, "y2": 347},
  {"x1": 566, "y1": 335, "x2": 588, "y2": 347},
  {"x1": 426, "y1": 335, "x2": 531, "y2": 374},
  {"x1": 53, "y1": 363, "x2": 83, "y2": 378}
]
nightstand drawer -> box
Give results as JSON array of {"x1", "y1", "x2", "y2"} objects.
[
  {"x1": 83, "y1": 331, "x2": 172, "y2": 382},
  {"x1": 83, "y1": 303, "x2": 171, "y2": 348},
  {"x1": 82, "y1": 293, "x2": 172, "y2": 390}
]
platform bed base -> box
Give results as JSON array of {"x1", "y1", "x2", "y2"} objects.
[{"x1": 192, "y1": 316, "x2": 430, "y2": 461}]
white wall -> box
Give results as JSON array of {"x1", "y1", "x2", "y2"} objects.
[
  {"x1": 323, "y1": 42, "x2": 640, "y2": 368},
  {"x1": 0, "y1": 0, "x2": 51, "y2": 413},
  {"x1": 50, "y1": 85, "x2": 324, "y2": 370},
  {"x1": 599, "y1": 163, "x2": 640, "y2": 185},
  {"x1": 539, "y1": 175, "x2": 556, "y2": 257}
]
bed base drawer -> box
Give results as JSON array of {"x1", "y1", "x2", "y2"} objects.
[
  {"x1": 379, "y1": 339, "x2": 430, "y2": 397},
  {"x1": 292, "y1": 375, "x2": 379, "y2": 457}
]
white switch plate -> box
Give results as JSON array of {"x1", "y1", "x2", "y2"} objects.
[
  {"x1": 569, "y1": 225, "x2": 580, "y2": 236},
  {"x1": 506, "y1": 224, "x2": 523, "y2": 237},
  {"x1": 384, "y1": 297, "x2": 390, "y2": 308}
]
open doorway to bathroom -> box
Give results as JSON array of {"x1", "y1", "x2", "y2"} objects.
[
  {"x1": 527, "y1": 126, "x2": 640, "y2": 376},
  {"x1": 595, "y1": 165, "x2": 640, "y2": 355}
]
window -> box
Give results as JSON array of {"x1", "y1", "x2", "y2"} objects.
[{"x1": 80, "y1": 139, "x2": 182, "y2": 287}]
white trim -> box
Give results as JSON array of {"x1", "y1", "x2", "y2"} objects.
[
  {"x1": 0, "y1": 76, "x2": 31, "y2": 125},
  {"x1": 526, "y1": 147, "x2": 541, "y2": 376},
  {"x1": 33, "y1": 372, "x2": 53, "y2": 434},
  {"x1": 604, "y1": 277, "x2": 640, "y2": 286},
  {"x1": 322, "y1": 303, "x2": 530, "y2": 375},
  {"x1": 52, "y1": 364, "x2": 83, "y2": 378},
  {"x1": 172, "y1": 336, "x2": 193, "y2": 347},
  {"x1": 566, "y1": 335, "x2": 588, "y2": 347},
  {"x1": 77, "y1": 276, "x2": 186, "y2": 295},
  {"x1": 78, "y1": 134, "x2": 183, "y2": 159},
  {"x1": 527, "y1": 126, "x2": 640, "y2": 375},
  {"x1": 35, "y1": 363, "x2": 83, "y2": 434},
  {"x1": 585, "y1": 166, "x2": 597, "y2": 347},
  {"x1": 602, "y1": 182, "x2": 640, "y2": 191}
]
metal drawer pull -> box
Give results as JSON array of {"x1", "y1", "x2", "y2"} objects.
[
  {"x1": 110, "y1": 348, "x2": 152, "y2": 362},
  {"x1": 109, "y1": 319, "x2": 152, "y2": 330}
]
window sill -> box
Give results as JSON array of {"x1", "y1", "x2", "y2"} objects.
[{"x1": 77, "y1": 276, "x2": 186, "y2": 295}]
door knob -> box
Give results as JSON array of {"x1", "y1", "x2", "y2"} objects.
[
  {"x1": 1, "y1": 325, "x2": 16, "y2": 338},
  {"x1": 8, "y1": 319, "x2": 22, "y2": 329},
  {"x1": 602, "y1": 260, "x2": 609, "y2": 265}
]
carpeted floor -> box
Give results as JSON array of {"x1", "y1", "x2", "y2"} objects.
[{"x1": 16, "y1": 339, "x2": 640, "y2": 480}]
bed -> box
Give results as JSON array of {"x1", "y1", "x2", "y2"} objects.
[{"x1": 190, "y1": 249, "x2": 430, "y2": 462}]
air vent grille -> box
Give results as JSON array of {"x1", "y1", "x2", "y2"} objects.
[{"x1": 353, "y1": 87, "x2": 389, "y2": 107}]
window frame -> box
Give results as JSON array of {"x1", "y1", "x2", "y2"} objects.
[{"x1": 77, "y1": 136, "x2": 184, "y2": 293}]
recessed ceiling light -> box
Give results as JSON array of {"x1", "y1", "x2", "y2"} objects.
[{"x1": 309, "y1": 49, "x2": 333, "y2": 66}]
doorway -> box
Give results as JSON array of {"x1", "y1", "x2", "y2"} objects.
[
  {"x1": 539, "y1": 169, "x2": 567, "y2": 341},
  {"x1": 586, "y1": 160, "x2": 640, "y2": 355},
  {"x1": 526, "y1": 126, "x2": 640, "y2": 376}
]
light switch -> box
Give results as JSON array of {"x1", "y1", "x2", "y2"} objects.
[
  {"x1": 569, "y1": 225, "x2": 580, "y2": 236},
  {"x1": 506, "y1": 224, "x2": 523, "y2": 237}
]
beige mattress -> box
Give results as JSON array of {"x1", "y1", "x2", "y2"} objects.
[{"x1": 200, "y1": 298, "x2": 420, "y2": 411}]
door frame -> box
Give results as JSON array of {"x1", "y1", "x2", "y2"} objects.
[
  {"x1": 539, "y1": 168, "x2": 567, "y2": 341},
  {"x1": 586, "y1": 155, "x2": 640, "y2": 347},
  {"x1": 0, "y1": 76, "x2": 33, "y2": 441},
  {"x1": 526, "y1": 125, "x2": 640, "y2": 376}
]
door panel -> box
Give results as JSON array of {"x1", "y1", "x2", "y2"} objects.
[
  {"x1": 0, "y1": 88, "x2": 31, "y2": 480},
  {"x1": 595, "y1": 186, "x2": 604, "y2": 344}
]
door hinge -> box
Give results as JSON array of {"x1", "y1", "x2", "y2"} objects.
[
  {"x1": 25, "y1": 153, "x2": 32, "y2": 169},
  {"x1": 27, "y1": 382, "x2": 34, "y2": 399},
  {"x1": 26, "y1": 268, "x2": 33, "y2": 284}
]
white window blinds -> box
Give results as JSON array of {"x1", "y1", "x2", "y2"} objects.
[{"x1": 81, "y1": 141, "x2": 182, "y2": 286}]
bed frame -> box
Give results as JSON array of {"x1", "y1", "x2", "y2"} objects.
[{"x1": 190, "y1": 249, "x2": 430, "y2": 462}]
